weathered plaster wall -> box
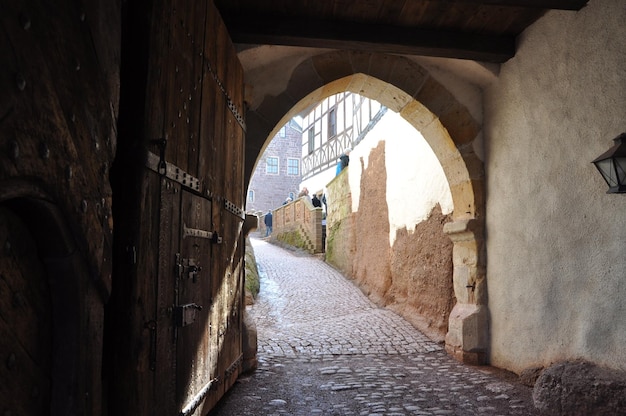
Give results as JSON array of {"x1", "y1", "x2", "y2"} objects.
[
  {"x1": 388, "y1": 205, "x2": 454, "y2": 341},
  {"x1": 328, "y1": 133, "x2": 454, "y2": 341},
  {"x1": 353, "y1": 142, "x2": 393, "y2": 301},
  {"x1": 349, "y1": 111, "x2": 454, "y2": 246},
  {"x1": 354, "y1": 142, "x2": 455, "y2": 341},
  {"x1": 484, "y1": 0, "x2": 626, "y2": 373}
]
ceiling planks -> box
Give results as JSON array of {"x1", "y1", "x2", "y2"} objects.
[{"x1": 426, "y1": 0, "x2": 589, "y2": 10}]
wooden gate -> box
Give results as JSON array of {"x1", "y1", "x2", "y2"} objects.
[{"x1": 108, "y1": 0, "x2": 246, "y2": 414}]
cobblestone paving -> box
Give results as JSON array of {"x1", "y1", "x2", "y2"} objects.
[{"x1": 209, "y1": 238, "x2": 538, "y2": 416}]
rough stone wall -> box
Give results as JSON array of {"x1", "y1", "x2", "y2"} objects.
[
  {"x1": 387, "y1": 205, "x2": 454, "y2": 342},
  {"x1": 1, "y1": 0, "x2": 119, "y2": 289},
  {"x1": 272, "y1": 197, "x2": 323, "y2": 253},
  {"x1": 328, "y1": 141, "x2": 454, "y2": 341},
  {"x1": 325, "y1": 169, "x2": 355, "y2": 275},
  {"x1": 352, "y1": 142, "x2": 393, "y2": 301},
  {"x1": 0, "y1": 0, "x2": 120, "y2": 413}
]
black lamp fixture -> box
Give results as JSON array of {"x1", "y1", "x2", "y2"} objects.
[{"x1": 592, "y1": 132, "x2": 626, "y2": 194}]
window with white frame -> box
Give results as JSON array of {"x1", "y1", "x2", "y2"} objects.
[
  {"x1": 287, "y1": 158, "x2": 299, "y2": 175},
  {"x1": 266, "y1": 156, "x2": 279, "y2": 174}
]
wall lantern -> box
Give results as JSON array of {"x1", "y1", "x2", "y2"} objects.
[{"x1": 592, "y1": 132, "x2": 626, "y2": 194}]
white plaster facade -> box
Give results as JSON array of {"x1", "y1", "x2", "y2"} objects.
[
  {"x1": 347, "y1": 111, "x2": 453, "y2": 246},
  {"x1": 484, "y1": 0, "x2": 626, "y2": 373},
  {"x1": 300, "y1": 106, "x2": 454, "y2": 247}
]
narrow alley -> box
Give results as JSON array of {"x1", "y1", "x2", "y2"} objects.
[{"x1": 209, "y1": 238, "x2": 538, "y2": 416}]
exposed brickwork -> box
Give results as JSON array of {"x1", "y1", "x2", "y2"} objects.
[{"x1": 246, "y1": 119, "x2": 303, "y2": 213}]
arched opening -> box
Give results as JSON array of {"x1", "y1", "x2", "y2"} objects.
[
  {"x1": 0, "y1": 181, "x2": 99, "y2": 413},
  {"x1": 244, "y1": 51, "x2": 487, "y2": 364}
]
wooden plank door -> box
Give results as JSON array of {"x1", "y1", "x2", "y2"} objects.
[
  {"x1": 176, "y1": 190, "x2": 215, "y2": 414},
  {"x1": 111, "y1": 0, "x2": 247, "y2": 413}
]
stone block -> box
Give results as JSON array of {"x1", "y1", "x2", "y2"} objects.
[
  {"x1": 519, "y1": 366, "x2": 544, "y2": 387},
  {"x1": 453, "y1": 240, "x2": 479, "y2": 267},
  {"x1": 445, "y1": 303, "x2": 488, "y2": 364},
  {"x1": 241, "y1": 310, "x2": 258, "y2": 374},
  {"x1": 312, "y1": 51, "x2": 353, "y2": 84},
  {"x1": 399, "y1": 99, "x2": 437, "y2": 130},
  {"x1": 533, "y1": 361, "x2": 626, "y2": 416}
]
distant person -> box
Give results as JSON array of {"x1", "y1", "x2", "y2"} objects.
[
  {"x1": 298, "y1": 187, "x2": 309, "y2": 198},
  {"x1": 283, "y1": 196, "x2": 292, "y2": 205},
  {"x1": 336, "y1": 148, "x2": 351, "y2": 175},
  {"x1": 264, "y1": 211, "x2": 272, "y2": 236},
  {"x1": 311, "y1": 194, "x2": 322, "y2": 208}
]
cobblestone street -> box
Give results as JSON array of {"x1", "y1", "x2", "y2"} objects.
[{"x1": 209, "y1": 238, "x2": 538, "y2": 416}]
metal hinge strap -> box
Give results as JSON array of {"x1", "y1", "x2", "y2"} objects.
[
  {"x1": 224, "y1": 199, "x2": 244, "y2": 221},
  {"x1": 205, "y1": 60, "x2": 246, "y2": 132},
  {"x1": 146, "y1": 151, "x2": 202, "y2": 193},
  {"x1": 225, "y1": 354, "x2": 243, "y2": 379},
  {"x1": 178, "y1": 378, "x2": 219, "y2": 416},
  {"x1": 183, "y1": 224, "x2": 222, "y2": 244}
]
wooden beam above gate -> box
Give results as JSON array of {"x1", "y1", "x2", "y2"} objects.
[
  {"x1": 224, "y1": 16, "x2": 515, "y2": 63},
  {"x1": 215, "y1": 0, "x2": 589, "y2": 63}
]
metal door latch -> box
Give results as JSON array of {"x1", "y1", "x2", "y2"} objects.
[
  {"x1": 174, "y1": 303, "x2": 203, "y2": 327},
  {"x1": 175, "y1": 254, "x2": 202, "y2": 282},
  {"x1": 211, "y1": 231, "x2": 222, "y2": 244}
]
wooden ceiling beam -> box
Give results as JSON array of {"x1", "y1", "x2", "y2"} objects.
[
  {"x1": 427, "y1": 0, "x2": 589, "y2": 10},
  {"x1": 223, "y1": 16, "x2": 516, "y2": 63}
]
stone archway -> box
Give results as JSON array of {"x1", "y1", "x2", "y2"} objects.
[{"x1": 244, "y1": 51, "x2": 487, "y2": 364}]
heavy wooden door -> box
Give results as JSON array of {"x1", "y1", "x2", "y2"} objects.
[
  {"x1": 110, "y1": 0, "x2": 246, "y2": 414},
  {"x1": 175, "y1": 191, "x2": 215, "y2": 413},
  {"x1": 135, "y1": 158, "x2": 224, "y2": 416},
  {"x1": 0, "y1": 206, "x2": 52, "y2": 414}
]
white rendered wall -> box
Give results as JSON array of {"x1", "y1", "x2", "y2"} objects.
[
  {"x1": 348, "y1": 111, "x2": 453, "y2": 246},
  {"x1": 484, "y1": 0, "x2": 626, "y2": 372}
]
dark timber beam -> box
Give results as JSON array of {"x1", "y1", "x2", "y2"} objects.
[
  {"x1": 224, "y1": 17, "x2": 516, "y2": 63},
  {"x1": 428, "y1": 0, "x2": 589, "y2": 10}
]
